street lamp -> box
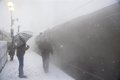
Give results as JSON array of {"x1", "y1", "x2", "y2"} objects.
[{"x1": 7, "y1": 1, "x2": 14, "y2": 41}]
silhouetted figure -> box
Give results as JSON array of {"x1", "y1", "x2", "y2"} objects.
[
  {"x1": 37, "y1": 34, "x2": 53, "y2": 73},
  {"x1": 8, "y1": 42, "x2": 15, "y2": 61},
  {"x1": 16, "y1": 40, "x2": 29, "y2": 78}
]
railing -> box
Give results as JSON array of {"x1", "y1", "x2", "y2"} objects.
[{"x1": 0, "y1": 41, "x2": 7, "y2": 73}]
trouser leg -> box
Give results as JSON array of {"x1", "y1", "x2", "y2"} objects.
[
  {"x1": 11, "y1": 51, "x2": 15, "y2": 60},
  {"x1": 45, "y1": 58, "x2": 49, "y2": 72},
  {"x1": 17, "y1": 55, "x2": 24, "y2": 76},
  {"x1": 11, "y1": 53, "x2": 14, "y2": 61},
  {"x1": 9, "y1": 51, "x2": 15, "y2": 61},
  {"x1": 10, "y1": 54, "x2": 12, "y2": 61},
  {"x1": 11, "y1": 56, "x2": 13, "y2": 60},
  {"x1": 42, "y1": 54, "x2": 49, "y2": 73}
]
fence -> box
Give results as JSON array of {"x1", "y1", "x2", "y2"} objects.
[{"x1": 0, "y1": 41, "x2": 7, "y2": 73}]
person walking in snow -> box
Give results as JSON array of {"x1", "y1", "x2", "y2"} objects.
[
  {"x1": 36, "y1": 33, "x2": 53, "y2": 73},
  {"x1": 16, "y1": 37, "x2": 29, "y2": 78},
  {"x1": 8, "y1": 41, "x2": 15, "y2": 61}
]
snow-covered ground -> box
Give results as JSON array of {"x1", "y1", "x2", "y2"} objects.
[{"x1": 0, "y1": 51, "x2": 74, "y2": 80}]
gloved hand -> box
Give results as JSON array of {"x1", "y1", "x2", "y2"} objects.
[{"x1": 25, "y1": 45, "x2": 30, "y2": 50}]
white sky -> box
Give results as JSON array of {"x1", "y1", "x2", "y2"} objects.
[{"x1": 0, "y1": 0, "x2": 118, "y2": 35}]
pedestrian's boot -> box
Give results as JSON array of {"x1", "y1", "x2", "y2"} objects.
[
  {"x1": 18, "y1": 65, "x2": 27, "y2": 78},
  {"x1": 18, "y1": 75, "x2": 27, "y2": 78}
]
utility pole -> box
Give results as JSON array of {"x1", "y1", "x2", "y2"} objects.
[
  {"x1": 18, "y1": 25, "x2": 20, "y2": 32},
  {"x1": 7, "y1": 0, "x2": 14, "y2": 43}
]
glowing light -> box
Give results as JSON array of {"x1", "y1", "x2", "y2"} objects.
[
  {"x1": 7, "y1": 1, "x2": 14, "y2": 7},
  {"x1": 7, "y1": 1, "x2": 14, "y2": 11}
]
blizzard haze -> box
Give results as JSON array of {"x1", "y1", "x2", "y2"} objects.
[{"x1": 0, "y1": 0, "x2": 118, "y2": 35}]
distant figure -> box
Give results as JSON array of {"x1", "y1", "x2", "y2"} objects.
[
  {"x1": 37, "y1": 34, "x2": 53, "y2": 73},
  {"x1": 16, "y1": 39, "x2": 29, "y2": 78},
  {"x1": 8, "y1": 42, "x2": 15, "y2": 61}
]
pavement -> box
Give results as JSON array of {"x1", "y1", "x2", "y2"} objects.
[{"x1": 0, "y1": 51, "x2": 74, "y2": 80}]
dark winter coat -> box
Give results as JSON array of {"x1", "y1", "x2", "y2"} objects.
[
  {"x1": 38, "y1": 40, "x2": 53, "y2": 54},
  {"x1": 16, "y1": 43, "x2": 29, "y2": 56},
  {"x1": 8, "y1": 42, "x2": 15, "y2": 56}
]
